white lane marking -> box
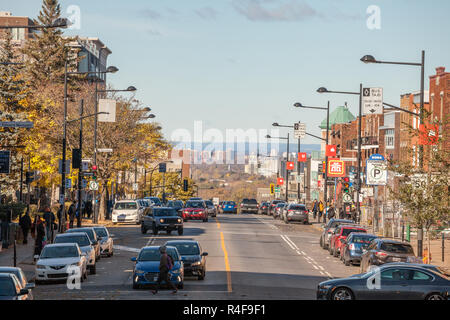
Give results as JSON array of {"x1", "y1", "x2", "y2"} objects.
[
  {"x1": 280, "y1": 235, "x2": 297, "y2": 251},
  {"x1": 312, "y1": 265, "x2": 319, "y2": 270},
  {"x1": 318, "y1": 266, "x2": 325, "y2": 271},
  {"x1": 325, "y1": 271, "x2": 333, "y2": 278},
  {"x1": 113, "y1": 245, "x2": 140, "y2": 253},
  {"x1": 283, "y1": 235, "x2": 299, "y2": 250},
  {"x1": 319, "y1": 271, "x2": 325, "y2": 276},
  {"x1": 146, "y1": 237, "x2": 155, "y2": 246}
]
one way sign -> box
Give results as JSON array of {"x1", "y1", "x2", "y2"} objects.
[{"x1": 362, "y1": 87, "x2": 383, "y2": 115}]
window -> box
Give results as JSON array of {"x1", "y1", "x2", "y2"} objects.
[
  {"x1": 412, "y1": 271, "x2": 432, "y2": 281},
  {"x1": 381, "y1": 268, "x2": 410, "y2": 281}
]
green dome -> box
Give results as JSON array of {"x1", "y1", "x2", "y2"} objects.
[{"x1": 319, "y1": 106, "x2": 356, "y2": 129}]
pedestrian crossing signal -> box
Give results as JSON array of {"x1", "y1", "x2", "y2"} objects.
[{"x1": 270, "y1": 184, "x2": 275, "y2": 195}]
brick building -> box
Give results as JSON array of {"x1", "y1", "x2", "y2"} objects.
[
  {"x1": 429, "y1": 66, "x2": 450, "y2": 151},
  {"x1": 0, "y1": 11, "x2": 35, "y2": 61}
]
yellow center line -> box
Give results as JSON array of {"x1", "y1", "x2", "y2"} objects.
[{"x1": 215, "y1": 217, "x2": 232, "y2": 292}]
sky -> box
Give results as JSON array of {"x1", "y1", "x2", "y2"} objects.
[{"x1": 3, "y1": 0, "x2": 450, "y2": 144}]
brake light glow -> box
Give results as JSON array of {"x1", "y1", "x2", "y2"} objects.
[
  {"x1": 375, "y1": 251, "x2": 387, "y2": 258},
  {"x1": 349, "y1": 244, "x2": 355, "y2": 250}
]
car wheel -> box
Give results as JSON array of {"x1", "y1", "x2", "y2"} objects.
[
  {"x1": 319, "y1": 237, "x2": 323, "y2": 248},
  {"x1": 183, "y1": 219, "x2": 187, "y2": 222},
  {"x1": 113, "y1": 222, "x2": 117, "y2": 225},
  {"x1": 141, "y1": 225, "x2": 147, "y2": 234},
  {"x1": 329, "y1": 246, "x2": 334, "y2": 255},
  {"x1": 344, "y1": 257, "x2": 350, "y2": 266},
  {"x1": 152, "y1": 225, "x2": 158, "y2": 235},
  {"x1": 178, "y1": 227, "x2": 184, "y2": 235},
  {"x1": 331, "y1": 287, "x2": 354, "y2": 300},
  {"x1": 178, "y1": 282, "x2": 184, "y2": 289},
  {"x1": 132, "y1": 282, "x2": 140, "y2": 290},
  {"x1": 167, "y1": 230, "x2": 172, "y2": 235},
  {"x1": 90, "y1": 265, "x2": 96, "y2": 275},
  {"x1": 425, "y1": 293, "x2": 446, "y2": 300}
]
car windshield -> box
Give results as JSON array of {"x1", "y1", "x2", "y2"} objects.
[
  {"x1": 342, "y1": 228, "x2": 366, "y2": 237},
  {"x1": 149, "y1": 198, "x2": 161, "y2": 205},
  {"x1": 0, "y1": 270, "x2": 22, "y2": 284},
  {"x1": 40, "y1": 246, "x2": 79, "y2": 259},
  {"x1": 0, "y1": 278, "x2": 15, "y2": 296},
  {"x1": 115, "y1": 202, "x2": 137, "y2": 210},
  {"x1": 68, "y1": 229, "x2": 95, "y2": 242},
  {"x1": 290, "y1": 205, "x2": 306, "y2": 210},
  {"x1": 205, "y1": 201, "x2": 214, "y2": 206},
  {"x1": 169, "y1": 201, "x2": 183, "y2": 208},
  {"x1": 94, "y1": 228, "x2": 108, "y2": 238},
  {"x1": 55, "y1": 235, "x2": 90, "y2": 247},
  {"x1": 381, "y1": 243, "x2": 414, "y2": 254},
  {"x1": 153, "y1": 208, "x2": 178, "y2": 217},
  {"x1": 138, "y1": 248, "x2": 179, "y2": 261},
  {"x1": 226, "y1": 202, "x2": 235, "y2": 205},
  {"x1": 169, "y1": 243, "x2": 200, "y2": 255},
  {"x1": 185, "y1": 201, "x2": 204, "y2": 208},
  {"x1": 243, "y1": 199, "x2": 257, "y2": 204},
  {"x1": 276, "y1": 203, "x2": 285, "y2": 207},
  {"x1": 351, "y1": 236, "x2": 376, "y2": 244}
]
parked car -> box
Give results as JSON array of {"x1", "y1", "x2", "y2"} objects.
[
  {"x1": 165, "y1": 240, "x2": 208, "y2": 280},
  {"x1": 317, "y1": 264, "x2": 450, "y2": 300},
  {"x1": 319, "y1": 218, "x2": 354, "y2": 249},
  {"x1": 111, "y1": 200, "x2": 144, "y2": 225},
  {"x1": 269, "y1": 200, "x2": 284, "y2": 216},
  {"x1": 329, "y1": 225, "x2": 367, "y2": 258},
  {"x1": 189, "y1": 197, "x2": 203, "y2": 201},
  {"x1": 259, "y1": 202, "x2": 269, "y2": 215},
  {"x1": 273, "y1": 202, "x2": 287, "y2": 219},
  {"x1": 0, "y1": 267, "x2": 35, "y2": 300},
  {"x1": 222, "y1": 201, "x2": 237, "y2": 214},
  {"x1": 54, "y1": 232, "x2": 97, "y2": 274},
  {"x1": 340, "y1": 233, "x2": 378, "y2": 266},
  {"x1": 0, "y1": 273, "x2": 32, "y2": 300},
  {"x1": 141, "y1": 207, "x2": 184, "y2": 235},
  {"x1": 137, "y1": 199, "x2": 152, "y2": 208},
  {"x1": 360, "y1": 239, "x2": 417, "y2": 273},
  {"x1": 65, "y1": 227, "x2": 101, "y2": 261},
  {"x1": 131, "y1": 246, "x2": 184, "y2": 289},
  {"x1": 204, "y1": 200, "x2": 217, "y2": 217},
  {"x1": 144, "y1": 197, "x2": 162, "y2": 207},
  {"x1": 167, "y1": 200, "x2": 184, "y2": 216},
  {"x1": 93, "y1": 226, "x2": 114, "y2": 257},
  {"x1": 35, "y1": 243, "x2": 88, "y2": 283},
  {"x1": 182, "y1": 200, "x2": 208, "y2": 222},
  {"x1": 382, "y1": 262, "x2": 450, "y2": 277},
  {"x1": 240, "y1": 198, "x2": 259, "y2": 214},
  {"x1": 283, "y1": 204, "x2": 309, "y2": 224}
]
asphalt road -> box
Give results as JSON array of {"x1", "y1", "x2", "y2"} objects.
[{"x1": 32, "y1": 213, "x2": 359, "y2": 300}]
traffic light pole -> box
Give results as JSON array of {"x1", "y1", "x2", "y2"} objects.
[
  {"x1": 323, "y1": 101, "x2": 330, "y2": 223},
  {"x1": 285, "y1": 133, "x2": 290, "y2": 203},
  {"x1": 297, "y1": 138, "x2": 301, "y2": 202},
  {"x1": 77, "y1": 100, "x2": 84, "y2": 228},
  {"x1": 60, "y1": 61, "x2": 68, "y2": 233}
]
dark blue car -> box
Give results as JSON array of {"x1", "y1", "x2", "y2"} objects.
[
  {"x1": 131, "y1": 246, "x2": 184, "y2": 289},
  {"x1": 340, "y1": 233, "x2": 378, "y2": 266},
  {"x1": 222, "y1": 201, "x2": 237, "y2": 214}
]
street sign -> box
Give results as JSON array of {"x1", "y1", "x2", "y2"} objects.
[
  {"x1": 275, "y1": 186, "x2": 281, "y2": 193},
  {"x1": 58, "y1": 160, "x2": 71, "y2": 174},
  {"x1": 0, "y1": 121, "x2": 34, "y2": 128},
  {"x1": 159, "y1": 163, "x2": 167, "y2": 173},
  {"x1": 366, "y1": 158, "x2": 387, "y2": 185},
  {"x1": 98, "y1": 99, "x2": 116, "y2": 122},
  {"x1": 66, "y1": 179, "x2": 72, "y2": 189},
  {"x1": 0, "y1": 151, "x2": 11, "y2": 174},
  {"x1": 295, "y1": 174, "x2": 304, "y2": 184},
  {"x1": 361, "y1": 187, "x2": 374, "y2": 197},
  {"x1": 81, "y1": 160, "x2": 89, "y2": 171},
  {"x1": 82, "y1": 179, "x2": 87, "y2": 189},
  {"x1": 59, "y1": 194, "x2": 65, "y2": 205},
  {"x1": 327, "y1": 159, "x2": 346, "y2": 177},
  {"x1": 132, "y1": 183, "x2": 139, "y2": 191},
  {"x1": 294, "y1": 122, "x2": 306, "y2": 139},
  {"x1": 89, "y1": 181, "x2": 99, "y2": 191},
  {"x1": 97, "y1": 148, "x2": 113, "y2": 153},
  {"x1": 362, "y1": 87, "x2": 383, "y2": 115},
  {"x1": 343, "y1": 193, "x2": 353, "y2": 203}
]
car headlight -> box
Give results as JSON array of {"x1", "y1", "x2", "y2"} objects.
[
  {"x1": 71, "y1": 262, "x2": 81, "y2": 267},
  {"x1": 191, "y1": 261, "x2": 201, "y2": 267},
  {"x1": 160, "y1": 219, "x2": 165, "y2": 223},
  {"x1": 134, "y1": 269, "x2": 145, "y2": 275},
  {"x1": 178, "y1": 219, "x2": 182, "y2": 223},
  {"x1": 319, "y1": 284, "x2": 333, "y2": 290},
  {"x1": 36, "y1": 265, "x2": 46, "y2": 269}
]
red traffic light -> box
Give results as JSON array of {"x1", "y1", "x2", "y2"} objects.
[
  {"x1": 343, "y1": 177, "x2": 349, "y2": 183},
  {"x1": 92, "y1": 165, "x2": 98, "y2": 171}
]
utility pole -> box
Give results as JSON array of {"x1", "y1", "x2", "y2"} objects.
[{"x1": 77, "y1": 99, "x2": 84, "y2": 228}]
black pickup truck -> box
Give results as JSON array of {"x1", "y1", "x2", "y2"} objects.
[{"x1": 240, "y1": 198, "x2": 259, "y2": 214}]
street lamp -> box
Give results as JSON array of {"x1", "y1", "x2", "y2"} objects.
[
  {"x1": 316, "y1": 87, "x2": 362, "y2": 224},
  {"x1": 266, "y1": 134, "x2": 290, "y2": 202},
  {"x1": 294, "y1": 101, "x2": 331, "y2": 221},
  {"x1": 361, "y1": 51, "x2": 425, "y2": 169}
]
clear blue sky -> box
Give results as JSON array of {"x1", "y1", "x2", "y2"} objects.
[{"x1": 5, "y1": 0, "x2": 450, "y2": 144}]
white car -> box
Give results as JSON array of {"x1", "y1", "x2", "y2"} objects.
[
  {"x1": 35, "y1": 243, "x2": 88, "y2": 283},
  {"x1": 112, "y1": 200, "x2": 144, "y2": 224},
  {"x1": 93, "y1": 226, "x2": 114, "y2": 257},
  {"x1": 54, "y1": 232, "x2": 97, "y2": 274}
]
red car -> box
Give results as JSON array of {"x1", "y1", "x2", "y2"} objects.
[
  {"x1": 329, "y1": 224, "x2": 367, "y2": 258},
  {"x1": 182, "y1": 200, "x2": 209, "y2": 222}
]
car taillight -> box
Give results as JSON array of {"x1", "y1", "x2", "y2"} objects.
[
  {"x1": 288, "y1": 210, "x2": 293, "y2": 212},
  {"x1": 375, "y1": 251, "x2": 387, "y2": 258},
  {"x1": 241, "y1": 204, "x2": 244, "y2": 207},
  {"x1": 349, "y1": 244, "x2": 355, "y2": 250}
]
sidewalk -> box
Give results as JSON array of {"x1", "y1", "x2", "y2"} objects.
[{"x1": 0, "y1": 235, "x2": 37, "y2": 281}]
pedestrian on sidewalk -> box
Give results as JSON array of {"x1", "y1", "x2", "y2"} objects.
[
  {"x1": 327, "y1": 204, "x2": 335, "y2": 220},
  {"x1": 85, "y1": 200, "x2": 93, "y2": 220},
  {"x1": 19, "y1": 210, "x2": 32, "y2": 245},
  {"x1": 68, "y1": 202, "x2": 76, "y2": 229},
  {"x1": 318, "y1": 201, "x2": 324, "y2": 222},
  {"x1": 33, "y1": 216, "x2": 46, "y2": 258},
  {"x1": 152, "y1": 246, "x2": 178, "y2": 295},
  {"x1": 43, "y1": 207, "x2": 56, "y2": 243},
  {"x1": 423, "y1": 247, "x2": 432, "y2": 264},
  {"x1": 312, "y1": 200, "x2": 318, "y2": 220}
]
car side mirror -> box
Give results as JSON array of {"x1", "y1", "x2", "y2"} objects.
[
  {"x1": 19, "y1": 288, "x2": 29, "y2": 295},
  {"x1": 131, "y1": 257, "x2": 137, "y2": 262},
  {"x1": 202, "y1": 252, "x2": 208, "y2": 256}
]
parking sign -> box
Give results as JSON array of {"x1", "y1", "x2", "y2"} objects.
[{"x1": 362, "y1": 87, "x2": 383, "y2": 115}]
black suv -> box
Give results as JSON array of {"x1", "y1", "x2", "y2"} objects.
[
  {"x1": 240, "y1": 199, "x2": 258, "y2": 214},
  {"x1": 141, "y1": 207, "x2": 184, "y2": 235}
]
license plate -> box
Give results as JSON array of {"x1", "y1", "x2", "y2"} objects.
[
  {"x1": 392, "y1": 257, "x2": 402, "y2": 262},
  {"x1": 154, "y1": 277, "x2": 158, "y2": 281},
  {"x1": 119, "y1": 215, "x2": 126, "y2": 218}
]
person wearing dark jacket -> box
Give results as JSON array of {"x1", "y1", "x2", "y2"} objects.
[
  {"x1": 43, "y1": 207, "x2": 56, "y2": 243},
  {"x1": 68, "y1": 202, "x2": 76, "y2": 229},
  {"x1": 19, "y1": 211, "x2": 32, "y2": 245},
  {"x1": 152, "y1": 246, "x2": 177, "y2": 294},
  {"x1": 33, "y1": 216, "x2": 46, "y2": 257}
]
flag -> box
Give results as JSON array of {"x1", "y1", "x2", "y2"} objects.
[
  {"x1": 298, "y1": 152, "x2": 307, "y2": 162},
  {"x1": 419, "y1": 124, "x2": 439, "y2": 145},
  {"x1": 277, "y1": 177, "x2": 284, "y2": 185},
  {"x1": 326, "y1": 145, "x2": 337, "y2": 157},
  {"x1": 327, "y1": 159, "x2": 345, "y2": 177},
  {"x1": 286, "y1": 161, "x2": 295, "y2": 170}
]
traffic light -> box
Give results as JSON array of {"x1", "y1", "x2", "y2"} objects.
[
  {"x1": 72, "y1": 149, "x2": 81, "y2": 169},
  {"x1": 270, "y1": 184, "x2": 275, "y2": 195},
  {"x1": 183, "y1": 179, "x2": 188, "y2": 192},
  {"x1": 92, "y1": 165, "x2": 98, "y2": 180},
  {"x1": 343, "y1": 177, "x2": 350, "y2": 193}
]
